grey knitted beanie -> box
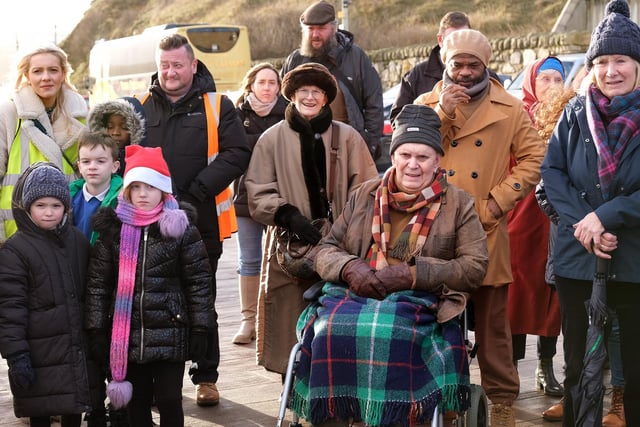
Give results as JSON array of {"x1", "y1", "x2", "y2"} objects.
[
  {"x1": 22, "y1": 164, "x2": 71, "y2": 211},
  {"x1": 390, "y1": 104, "x2": 444, "y2": 156},
  {"x1": 585, "y1": 0, "x2": 640, "y2": 70}
]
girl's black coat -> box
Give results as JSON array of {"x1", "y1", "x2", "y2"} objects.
[{"x1": 84, "y1": 204, "x2": 214, "y2": 364}]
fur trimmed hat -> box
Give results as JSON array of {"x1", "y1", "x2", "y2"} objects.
[
  {"x1": 300, "y1": 1, "x2": 336, "y2": 25},
  {"x1": 281, "y1": 62, "x2": 337, "y2": 103},
  {"x1": 390, "y1": 104, "x2": 444, "y2": 156},
  {"x1": 123, "y1": 145, "x2": 172, "y2": 194},
  {"x1": 441, "y1": 29, "x2": 492, "y2": 67},
  {"x1": 22, "y1": 163, "x2": 71, "y2": 211},
  {"x1": 87, "y1": 97, "x2": 146, "y2": 146},
  {"x1": 585, "y1": 0, "x2": 640, "y2": 70}
]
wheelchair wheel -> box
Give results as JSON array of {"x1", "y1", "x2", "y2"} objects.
[{"x1": 464, "y1": 384, "x2": 488, "y2": 427}]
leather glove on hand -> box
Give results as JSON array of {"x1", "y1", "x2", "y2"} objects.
[
  {"x1": 7, "y1": 352, "x2": 35, "y2": 390},
  {"x1": 342, "y1": 258, "x2": 386, "y2": 300},
  {"x1": 189, "y1": 330, "x2": 209, "y2": 361},
  {"x1": 88, "y1": 329, "x2": 110, "y2": 369},
  {"x1": 275, "y1": 204, "x2": 322, "y2": 245},
  {"x1": 375, "y1": 262, "x2": 414, "y2": 293}
]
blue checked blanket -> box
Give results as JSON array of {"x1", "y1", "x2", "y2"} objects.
[{"x1": 290, "y1": 283, "x2": 470, "y2": 427}]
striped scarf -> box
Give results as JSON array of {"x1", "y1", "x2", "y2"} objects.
[
  {"x1": 366, "y1": 167, "x2": 447, "y2": 269},
  {"x1": 107, "y1": 194, "x2": 187, "y2": 409},
  {"x1": 586, "y1": 85, "x2": 640, "y2": 200}
]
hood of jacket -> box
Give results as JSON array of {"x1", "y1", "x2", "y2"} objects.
[
  {"x1": 10, "y1": 162, "x2": 72, "y2": 243},
  {"x1": 87, "y1": 98, "x2": 146, "y2": 145}
]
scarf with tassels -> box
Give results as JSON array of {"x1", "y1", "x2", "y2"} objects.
[
  {"x1": 107, "y1": 194, "x2": 188, "y2": 409},
  {"x1": 366, "y1": 167, "x2": 447, "y2": 270},
  {"x1": 586, "y1": 85, "x2": 640, "y2": 200}
]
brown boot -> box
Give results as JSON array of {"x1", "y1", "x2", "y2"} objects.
[
  {"x1": 196, "y1": 382, "x2": 220, "y2": 407},
  {"x1": 542, "y1": 397, "x2": 563, "y2": 422},
  {"x1": 232, "y1": 275, "x2": 259, "y2": 344},
  {"x1": 490, "y1": 403, "x2": 515, "y2": 427},
  {"x1": 603, "y1": 386, "x2": 626, "y2": 427}
]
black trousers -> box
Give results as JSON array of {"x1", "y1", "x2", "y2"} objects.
[
  {"x1": 189, "y1": 251, "x2": 220, "y2": 384},
  {"x1": 512, "y1": 334, "x2": 558, "y2": 361},
  {"x1": 126, "y1": 361, "x2": 185, "y2": 427},
  {"x1": 555, "y1": 276, "x2": 640, "y2": 427}
]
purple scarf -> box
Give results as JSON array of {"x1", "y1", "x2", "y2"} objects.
[
  {"x1": 107, "y1": 194, "x2": 188, "y2": 409},
  {"x1": 586, "y1": 85, "x2": 640, "y2": 199}
]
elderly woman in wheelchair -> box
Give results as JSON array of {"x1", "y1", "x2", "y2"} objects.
[{"x1": 288, "y1": 105, "x2": 489, "y2": 427}]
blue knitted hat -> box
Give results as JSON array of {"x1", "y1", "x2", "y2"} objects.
[{"x1": 585, "y1": 0, "x2": 640, "y2": 70}]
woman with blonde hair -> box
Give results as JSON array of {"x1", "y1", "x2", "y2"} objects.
[{"x1": 0, "y1": 43, "x2": 87, "y2": 241}]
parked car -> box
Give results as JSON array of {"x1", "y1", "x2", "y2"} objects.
[
  {"x1": 506, "y1": 52, "x2": 586, "y2": 99},
  {"x1": 376, "y1": 83, "x2": 400, "y2": 174}
]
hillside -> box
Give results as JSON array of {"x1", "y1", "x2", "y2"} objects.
[{"x1": 61, "y1": 0, "x2": 565, "y2": 91}]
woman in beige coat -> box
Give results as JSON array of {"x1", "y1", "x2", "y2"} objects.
[{"x1": 245, "y1": 63, "x2": 378, "y2": 375}]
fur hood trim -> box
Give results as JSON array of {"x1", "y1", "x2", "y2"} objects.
[{"x1": 88, "y1": 98, "x2": 146, "y2": 145}]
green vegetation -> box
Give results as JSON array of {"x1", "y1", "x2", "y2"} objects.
[{"x1": 62, "y1": 0, "x2": 564, "y2": 91}]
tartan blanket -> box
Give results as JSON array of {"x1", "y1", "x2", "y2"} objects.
[{"x1": 290, "y1": 283, "x2": 470, "y2": 427}]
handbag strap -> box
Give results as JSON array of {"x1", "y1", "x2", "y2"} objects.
[{"x1": 327, "y1": 122, "x2": 339, "y2": 204}]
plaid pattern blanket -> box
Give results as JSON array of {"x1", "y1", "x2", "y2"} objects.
[{"x1": 290, "y1": 283, "x2": 470, "y2": 427}]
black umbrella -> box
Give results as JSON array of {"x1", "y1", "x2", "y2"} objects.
[{"x1": 570, "y1": 256, "x2": 611, "y2": 426}]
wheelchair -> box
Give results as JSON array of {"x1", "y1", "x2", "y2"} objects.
[{"x1": 276, "y1": 283, "x2": 488, "y2": 427}]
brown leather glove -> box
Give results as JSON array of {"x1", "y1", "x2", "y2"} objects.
[
  {"x1": 342, "y1": 259, "x2": 386, "y2": 300},
  {"x1": 375, "y1": 262, "x2": 414, "y2": 293}
]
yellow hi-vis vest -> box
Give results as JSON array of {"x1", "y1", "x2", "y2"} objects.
[
  {"x1": 140, "y1": 92, "x2": 237, "y2": 241},
  {"x1": 0, "y1": 119, "x2": 80, "y2": 240}
]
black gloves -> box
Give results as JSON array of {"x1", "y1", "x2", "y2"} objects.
[
  {"x1": 88, "y1": 329, "x2": 110, "y2": 369},
  {"x1": 342, "y1": 258, "x2": 386, "y2": 300},
  {"x1": 189, "y1": 330, "x2": 209, "y2": 361},
  {"x1": 274, "y1": 204, "x2": 322, "y2": 245},
  {"x1": 7, "y1": 352, "x2": 35, "y2": 390}
]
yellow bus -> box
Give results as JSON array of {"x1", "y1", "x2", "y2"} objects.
[{"x1": 88, "y1": 24, "x2": 251, "y2": 105}]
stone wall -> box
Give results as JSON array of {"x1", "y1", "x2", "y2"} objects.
[
  {"x1": 369, "y1": 31, "x2": 591, "y2": 90},
  {"x1": 262, "y1": 31, "x2": 591, "y2": 90}
]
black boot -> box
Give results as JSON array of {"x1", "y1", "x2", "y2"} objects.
[{"x1": 536, "y1": 358, "x2": 564, "y2": 397}]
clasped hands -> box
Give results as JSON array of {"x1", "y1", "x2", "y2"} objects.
[
  {"x1": 342, "y1": 258, "x2": 414, "y2": 299},
  {"x1": 573, "y1": 212, "x2": 617, "y2": 259}
]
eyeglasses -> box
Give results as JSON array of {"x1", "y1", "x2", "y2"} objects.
[{"x1": 296, "y1": 88, "x2": 325, "y2": 99}]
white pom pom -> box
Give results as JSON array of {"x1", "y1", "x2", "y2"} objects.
[{"x1": 107, "y1": 380, "x2": 133, "y2": 409}]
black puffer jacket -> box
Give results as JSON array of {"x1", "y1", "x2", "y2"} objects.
[
  {"x1": 233, "y1": 94, "x2": 288, "y2": 217},
  {"x1": 0, "y1": 163, "x2": 96, "y2": 418},
  {"x1": 84, "y1": 203, "x2": 214, "y2": 363}
]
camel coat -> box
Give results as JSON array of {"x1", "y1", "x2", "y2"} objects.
[
  {"x1": 415, "y1": 79, "x2": 545, "y2": 286},
  {"x1": 245, "y1": 119, "x2": 378, "y2": 374}
]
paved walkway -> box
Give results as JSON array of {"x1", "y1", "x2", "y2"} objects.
[{"x1": 0, "y1": 238, "x2": 613, "y2": 426}]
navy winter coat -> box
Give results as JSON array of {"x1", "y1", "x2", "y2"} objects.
[{"x1": 541, "y1": 94, "x2": 640, "y2": 282}]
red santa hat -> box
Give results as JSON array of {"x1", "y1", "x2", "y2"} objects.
[{"x1": 123, "y1": 145, "x2": 172, "y2": 194}]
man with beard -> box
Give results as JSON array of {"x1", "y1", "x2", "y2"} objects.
[
  {"x1": 281, "y1": 1, "x2": 384, "y2": 159},
  {"x1": 414, "y1": 29, "x2": 545, "y2": 427}
]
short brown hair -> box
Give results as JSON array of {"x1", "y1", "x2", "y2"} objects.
[
  {"x1": 439, "y1": 11, "x2": 471, "y2": 36},
  {"x1": 157, "y1": 34, "x2": 194, "y2": 60},
  {"x1": 78, "y1": 130, "x2": 119, "y2": 162}
]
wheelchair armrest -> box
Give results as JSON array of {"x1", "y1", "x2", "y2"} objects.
[{"x1": 303, "y1": 281, "x2": 325, "y2": 302}]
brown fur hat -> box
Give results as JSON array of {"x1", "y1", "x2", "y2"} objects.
[{"x1": 281, "y1": 62, "x2": 337, "y2": 103}]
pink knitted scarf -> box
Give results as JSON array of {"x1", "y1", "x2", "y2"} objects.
[{"x1": 107, "y1": 194, "x2": 188, "y2": 409}]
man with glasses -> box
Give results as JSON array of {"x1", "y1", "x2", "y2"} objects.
[{"x1": 281, "y1": 1, "x2": 384, "y2": 160}]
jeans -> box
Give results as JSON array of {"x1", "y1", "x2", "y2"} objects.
[
  {"x1": 608, "y1": 314, "x2": 624, "y2": 387},
  {"x1": 236, "y1": 216, "x2": 265, "y2": 276}
]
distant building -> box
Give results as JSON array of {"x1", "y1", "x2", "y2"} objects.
[{"x1": 553, "y1": 0, "x2": 640, "y2": 33}]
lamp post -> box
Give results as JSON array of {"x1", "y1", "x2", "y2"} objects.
[{"x1": 341, "y1": 0, "x2": 352, "y2": 31}]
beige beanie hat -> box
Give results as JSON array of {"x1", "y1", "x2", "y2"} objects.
[{"x1": 440, "y1": 29, "x2": 492, "y2": 67}]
